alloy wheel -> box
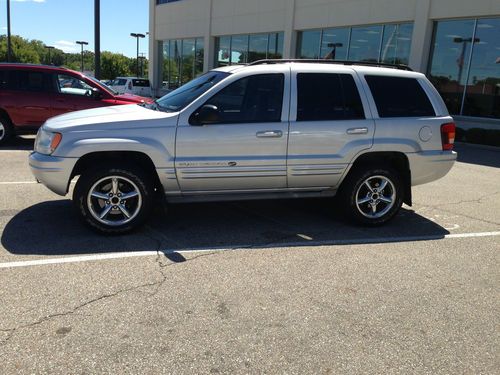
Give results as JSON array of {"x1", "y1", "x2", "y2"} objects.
[
  {"x1": 355, "y1": 175, "x2": 396, "y2": 219},
  {"x1": 87, "y1": 175, "x2": 143, "y2": 226}
]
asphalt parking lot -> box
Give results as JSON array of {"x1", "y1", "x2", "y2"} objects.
[{"x1": 0, "y1": 137, "x2": 498, "y2": 374}]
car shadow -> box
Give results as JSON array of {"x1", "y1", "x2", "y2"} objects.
[
  {"x1": 2, "y1": 198, "x2": 449, "y2": 256},
  {"x1": 455, "y1": 143, "x2": 500, "y2": 168},
  {"x1": 0, "y1": 136, "x2": 35, "y2": 151}
]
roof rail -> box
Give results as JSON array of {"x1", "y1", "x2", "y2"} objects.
[{"x1": 248, "y1": 59, "x2": 413, "y2": 71}]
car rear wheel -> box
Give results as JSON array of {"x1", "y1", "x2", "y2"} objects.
[
  {"x1": 340, "y1": 166, "x2": 403, "y2": 225},
  {"x1": 0, "y1": 115, "x2": 14, "y2": 146},
  {"x1": 73, "y1": 166, "x2": 154, "y2": 234}
]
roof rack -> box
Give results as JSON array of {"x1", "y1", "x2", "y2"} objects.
[{"x1": 248, "y1": 59, "x2": 413, "y2": 71}]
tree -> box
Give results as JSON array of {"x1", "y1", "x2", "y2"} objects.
[
  {"x1": 0, "y1": 35, "x2": 147, "y2": 80},
  {"x1": 101, "y1": 51, "x2": 133, "y2": 79}
]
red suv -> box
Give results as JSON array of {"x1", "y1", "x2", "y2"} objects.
[{"x1": 0, "y1": 63, "x2": 153, "y2": 145}]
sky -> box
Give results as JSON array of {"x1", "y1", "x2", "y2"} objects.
[{"x1": 0, "y1": 0, "x2": 149, "y2": 58}]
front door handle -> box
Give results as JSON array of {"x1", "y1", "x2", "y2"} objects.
[
  {"x1": 347, "y1": 127, "x2": 369, "y2": 135},
  {"x1": 256, "y1": 130, "x2": 283, "y2": 138}
]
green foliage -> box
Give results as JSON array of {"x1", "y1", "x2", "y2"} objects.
[{"x1": 0, "y1": 35, "x2": 148, "y2": 80}]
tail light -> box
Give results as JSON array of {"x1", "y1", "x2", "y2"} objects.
[{"x1": 441, "y1": 123, "x2": 456, "y2": 151}]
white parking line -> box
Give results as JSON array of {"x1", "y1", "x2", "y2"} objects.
[
  {"x1": 0, "y1": 150, "x2": 31, "y2": 153},
  {"x1": 0, "y1": 231, "x2": 499, "y2": 270},
  {"x1": 0, "y1": 181, "x2": 38, "y2": 185}
]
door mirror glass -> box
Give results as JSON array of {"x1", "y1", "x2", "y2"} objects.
[
  {"x1": 90, "y1": 87, "x2": 103, "y2": 100},
  {"x1": 190, "y1": 104, "x2": 221, "y2": 125}
]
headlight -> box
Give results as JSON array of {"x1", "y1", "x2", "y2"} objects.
[{"x1": 35, "y1": 128, "x2": 62, "y2": 155}]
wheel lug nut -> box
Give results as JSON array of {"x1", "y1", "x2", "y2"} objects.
[
  {"x1": 106, "y1": 201, "x2": 110, "y2": 205},
  {"x1": 120, "y1": 201, "x2": 124, "y2": 204}
]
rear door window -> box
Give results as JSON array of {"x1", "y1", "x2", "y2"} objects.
[
  {"x1": 365, "y1": 75, "x2": 436, "y2": 118},
  {"x1": 9, "y1": 70, "x2": 50, "y2": 92},
  {"x1": 297, "y1": 73, "x2": 365, "y2": 121}
]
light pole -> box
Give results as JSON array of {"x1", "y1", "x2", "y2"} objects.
[
  {"x1": 44, "y1": 45, "x2": 55, "y2": 65},
  {"x1": 130, "y1": 33, "x2": 146, "y2": 77},
  {"x1": 95, "y1": 0, "x2": 101, "y2": 79},
  {"x1": 6, "y1": 0, "x2": 12, "y2": 62},
  {"x1": 139, "y1": 53, "x2": 146, "y2": 77},
  {"x1": 76, "y1": 41, "x2": 89, "y2": 72}
]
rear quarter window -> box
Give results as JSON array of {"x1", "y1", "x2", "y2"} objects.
[
  {"x1": 8, "y1": 70, "x2": 49, "y2": 92},
  {"x1": 132, "y1": 79, "x2": 150, "y2": 87},
  {"x1": 0, "y1": 70, "x2": 7, "y2": 89},
  {"x1": 113, "y1": 79, "x2": 127, "y2": 86},
  {"x1": 365, "y1": 75, "x2": 436, "y2": 118}
]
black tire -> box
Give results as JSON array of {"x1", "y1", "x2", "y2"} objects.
[
  {"x1": 0, "y1": 115, "x2": 14, "y2": 146},
  {"x1": 339, "y1": 166, "x2": 403, "y2": 226},
  {"x1": 73, "y1": 165, "x2": 155, "y2": 234}
]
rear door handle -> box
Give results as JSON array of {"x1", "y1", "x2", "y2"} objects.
[
  {"x1": 347, "y1": 127, "x2": 369, "y2": 135},
  {"x1": 256, "y1": 130, "x2": 283, "y2": 138}
]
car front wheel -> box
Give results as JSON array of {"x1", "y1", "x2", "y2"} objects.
[
  {"x1": 340, "y1": 167, "x2": 403, "y2": 225},
  {"x1": 0, "y1": 115, "x2": 13, "y2": 146},
  {"x1": 73, "y1": 166, "x2": 154, "y2": 234}
]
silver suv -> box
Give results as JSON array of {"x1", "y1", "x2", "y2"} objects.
[{"x1": 29, "y1": 60, "x2": 457, "y2": 234}]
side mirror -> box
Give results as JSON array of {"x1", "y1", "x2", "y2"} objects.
[
  {"x1": 91, "y1": 88, "x2": 103, "y2": 100},
  {"x1": 190, "y1": 104, "x2": 221, "y2": 126}
]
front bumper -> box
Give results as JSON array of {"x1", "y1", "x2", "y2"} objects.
[{"x1": 29, "y1": 152, "x2": 78, "y2": 196}]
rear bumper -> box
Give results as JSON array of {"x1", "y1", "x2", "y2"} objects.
[
  {"x1": 29, "y1": 152, "x2": 78, "y2": 196},
  {"x1": 408, "y1": 150, "x2": 457, "y2": 186}
]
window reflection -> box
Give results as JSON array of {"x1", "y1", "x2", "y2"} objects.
[
  {"x1": 215, "y1": 36, "x2": 231, "y2": 67},
  {"x1": 348, "y1": 25, "x2": 383, "y2": 62},
  {"x1": 162, "y1": 38, "x2": 204, "y2": 89},
  {"x1": 231, "y1": 35, "x2": 249, "y2": 64},
  {"x1": 298, "y1": 23, "x2": 413, "y2": 64},
  {"x1": 429, "y1": 17, "x2": 500, "y2": 119},
  {"x1": 268, "y1": 33, "x2": 284, "y2": 59},
  {"x1": 320, "y1": 28, "x2": 349, "y2": 60},
  {"x1": 380, "y1": 23, "x2": 413, "y2": 65},
  {"x1": 249, "y1": 34, "x2": 268, "y2": 62},
  {"x1": 463, "y1": 18, "x2": 500, "y2": 118},
  {"x1": 428, "y1": 19, "x2": 476, "y2": 114},
  {"x1": 298, "y1": 30, "x2": 321, "y2": 59},
  {"x1": 214, "y1": 33, "x2": 284, "y2": 67}
]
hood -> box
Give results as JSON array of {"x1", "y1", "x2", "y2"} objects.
[
  {"x1": 116, "y1": 93, "x2": 154, "y2": 103},
  {"x1": 44, "y1": 104, "x2": 178, "y2": 132}
]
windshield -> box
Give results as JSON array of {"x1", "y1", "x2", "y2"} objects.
[{"x1": 156, "y1": 71, "x2": 230, "y2": 112}]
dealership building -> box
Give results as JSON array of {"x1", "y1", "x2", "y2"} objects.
[{"x1": 148, "y1": 0, "x2": 500, "y2": 128}]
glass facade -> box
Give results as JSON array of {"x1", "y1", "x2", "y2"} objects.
[
  {"x1": 429, "y1": 18, "x2": 500, "y2": 119},
  {"x1": 215, "y1": 33, "x2": 284, "y2": 67},
  {"x1": 298, "y1": 23, "x2": 413, "y2": 65},
  {"x1": 162, "y1": 38, "x2": 204, "y2": 89}
]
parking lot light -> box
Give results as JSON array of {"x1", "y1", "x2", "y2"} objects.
[
  {"x1": 130, "y1": 33, "x2": 146, "y2": 77},
  {"x1": 76, "y1": 41, "x2": 89, "y2": 72}
]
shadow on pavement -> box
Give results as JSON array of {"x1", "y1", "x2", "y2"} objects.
[
  {"x1": 455, "y1": 143, "x2": 500, "y2": 168},
  {"x1": 2, "y1": 198, "x2": 449, "y2": 256},
  {"x1": 0, "y1": 136, "x2": 35, "y2": 151}
]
